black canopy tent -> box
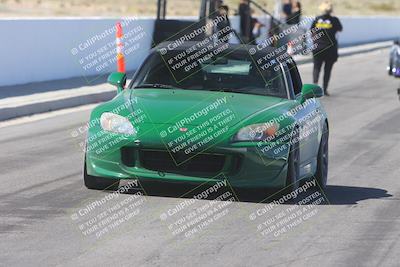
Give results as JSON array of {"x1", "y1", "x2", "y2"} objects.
[
  {"x1": 156, "y1": 0, "x2": 213, "y2": 20},
  {"x1": 152, "y1": 0, "x2": 213, "y2": 46},
  {"x1": 152, "y1": 0, "x2": 283, "y2": 46}
]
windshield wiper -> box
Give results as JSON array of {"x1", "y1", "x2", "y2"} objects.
[
  {"x1": 209, "y1": 88, "x2": 248, "y2": 93},
  {"x1": 133, "y1": 83, "x2": 183, "y2": 90},
  {"x1": 208, "y1": 88, "x2": 280, "y2": 97}
]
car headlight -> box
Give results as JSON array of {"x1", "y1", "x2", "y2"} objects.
[
  {"x1": 233, "y1": 123, "x2": 279, "y2": 142},
  {"x1": 100, "y1": 112, "x2": 136, "y2": 135}
]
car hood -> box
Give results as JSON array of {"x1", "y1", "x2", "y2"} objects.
[{"x1": 129, "y1": 89, "x2": 286, "y2": 127}]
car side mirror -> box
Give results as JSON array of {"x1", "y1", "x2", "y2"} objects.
[
  {"x1": 107, "y1": 72, "x2": 126, "y2": 93},
  {"x1": 301, "y1": 84, "x2": 324, "y2": 102}
]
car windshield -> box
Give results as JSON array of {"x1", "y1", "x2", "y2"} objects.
[{"x1": 130, "y1": 49, "x2": 288, "y2": 98}]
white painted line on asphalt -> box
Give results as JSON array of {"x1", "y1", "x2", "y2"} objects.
[
  {"x1": 0, "y1": 104, "x2": 97, "y2": 128},
  {"x1": 0, "y1": 85, "x2": 112, "y2": 108}
]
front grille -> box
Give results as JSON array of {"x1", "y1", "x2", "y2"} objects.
[
  {"x1": 139, "y1": 150, "x2": 227, "y2": 176},
  {"x1": 121, "y1": 147, "x2": 136, "y2": 167}
]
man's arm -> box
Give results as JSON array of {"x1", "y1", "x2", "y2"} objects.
[
  {"x1": 336, "y1": 17, "x2": 343, "y2": 32},
  {"x1": 310, "y1": 17, "x2": 317, "y2": 30}
]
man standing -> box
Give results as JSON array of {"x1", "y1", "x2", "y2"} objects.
[{"x1": 311, "y1": 1, "x2": 343, "y2": 96}]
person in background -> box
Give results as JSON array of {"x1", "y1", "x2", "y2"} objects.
[
  {"x1": 282, "y1": 0, "x2": 292, "y2": 22},
  {"x1": 311, "y1": 1, "x2": 343, "y2": 96},
  {"x1": 287, "y1": 1, "x2": 302, "y2": 25},
  {"x1": 239, "y1": 0, "x2": 252, "y2": 43},
  {"x1": 250, "y1": 9, "x2": 265, "y2": 44},
  {"x1": 214, "y1": 0, "x2": 224, "y2": 12},
  {"x1": 216, "y1": 5, "x2": 232, "y2": 43}
]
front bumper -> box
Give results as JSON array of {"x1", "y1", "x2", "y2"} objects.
[{"x1": 86, "y1": 133, "x2": 290, "y2": 188}]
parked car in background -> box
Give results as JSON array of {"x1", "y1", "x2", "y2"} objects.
[{"x1": 388, "y1": 39, "x2": 400, "y2": 78}]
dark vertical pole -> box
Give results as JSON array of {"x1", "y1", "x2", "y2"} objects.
[
  {"x1": 162, "y1": 0, "x2": 167, "y2": 19},
  {"x1": 209, "y1": 0, "x2": 218, "y2": 17},
  {"x1": 156, "y1": 0, "x2": 161, "y2": 20},
  {"x1": 199, "y1": 0, "x2": 208, "y2": 20}
]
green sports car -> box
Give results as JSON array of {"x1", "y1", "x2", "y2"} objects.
[{"x1": 84, "y1": 42, "x2": 329, "y2": 193}]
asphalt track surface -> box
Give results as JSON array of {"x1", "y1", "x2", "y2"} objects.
[{"x1": 1, "y1": 48, "x2": 400, "y2": 266}]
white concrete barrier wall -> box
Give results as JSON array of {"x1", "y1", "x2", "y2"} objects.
[
  {"x1": 339, "y1": 16, "x2": 400, "y2": 46},
  {"x1": 299, "y1": 16, "x2": 400, "y2": 46},
  {"x1": 0, "y1": 18, "x2": 155, "y2": 87},
  {"x1": 0, "y1": 16, "x2": 399, "y2": 87}
]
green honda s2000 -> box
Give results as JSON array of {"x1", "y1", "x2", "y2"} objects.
[{"x1": 84, "y1": 42, "x2": 329, "y2": 193}]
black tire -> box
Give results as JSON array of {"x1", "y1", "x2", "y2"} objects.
[
  {"x1": 285, "y1": 129, "x2": 300, "y2": 195},
  {"x1": 84, "y1": 160, "x2": 119, "y2": 190},
  {"x1": 315, "y1": 122, "x2": 329, "y2": 190},
  {"x1": 388, "y1": 60, "x2": 393, "y2": 76}
]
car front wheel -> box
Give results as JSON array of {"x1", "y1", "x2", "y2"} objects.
[
  {"x1": 388, "y1": 60, "x2": 393, "y2": 75},
  {"x1": 315, "y1": 123, "x2": 329, "y2": 190},
  {"x1": 285, "y1": 129, "x2": 300, "y2": 195}
]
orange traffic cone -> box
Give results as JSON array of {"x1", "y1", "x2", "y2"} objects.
[{"x1": 116, "y1": 22, "x2": 126, "y2": 73}]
